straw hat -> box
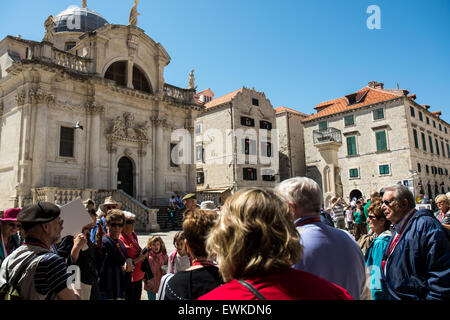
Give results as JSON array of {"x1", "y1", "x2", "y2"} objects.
[{"x1": 99, "y1": 196, "x2": 122, "y2": 212}]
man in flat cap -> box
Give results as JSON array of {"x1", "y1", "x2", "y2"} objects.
[
  {"x1": 182, "y1": 193, "x2": 198, "y2": 219},
  {"x1": 0, "y1": 202, "x2": 80, "y2": 300}
]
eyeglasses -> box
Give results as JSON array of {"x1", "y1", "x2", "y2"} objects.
[
  {"x1": 125, "y1": 220, "x2": 135, "y2": 225},
  {"x1": 367, "y1": 215, "x2": 377, "y2": 220},
  {"x1": 383, "y1": 199, "x2": 396, "y2": 206},
  {"x1": 109, "y1": 223, "x2": 124, "y2": 228}
]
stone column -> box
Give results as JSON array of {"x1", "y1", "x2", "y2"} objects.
[
  {"x1": 137, "y1": 143, "x2": 147, "y2": 201},
  {"x1": 315, "y1": 141, "x2": 342, "y2": 208},
  {"x1": 85, "y1": 102, "x2": 104, "y2": 188},
  {"x1": 127, "y1": 59, "x2": 134, "y2": 89},
  {"x1": 107, "y1": 142, "x2": 117, "y2": 189}
]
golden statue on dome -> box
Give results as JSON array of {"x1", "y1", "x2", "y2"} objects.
[{"x1": 129, "y1": 0, "x2": 140, "y2": 27}]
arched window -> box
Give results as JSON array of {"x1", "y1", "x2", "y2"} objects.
[
  {"x1": 105, "y1": 61, "x2": 127, "y2": 87},
  {"x1": 133, "y1": 65, "x2": 151, "y2": 93}
]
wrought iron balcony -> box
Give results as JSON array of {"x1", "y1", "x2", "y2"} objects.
[{"x1": 313, "y1": 127, "x2": 342, "y2": 145}]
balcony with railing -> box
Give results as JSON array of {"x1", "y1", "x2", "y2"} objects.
[{"x1": 313, "y1": 127, "x2": 342, "y2": 145}]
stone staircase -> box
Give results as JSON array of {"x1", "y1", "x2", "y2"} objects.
[{"x1": 155, "y1": 206, "x2": 184, "y2": 232}]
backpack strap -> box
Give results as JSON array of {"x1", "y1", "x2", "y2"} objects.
[
  {"x1": 170, "y1": 250, "x2": 177, "y2": 273},
  {"x1": 5, "y1": 251, "x2": 48, "y2": 288},
  {"x1": 237, "y1": 279, "x2": 266, "y2": 300}
]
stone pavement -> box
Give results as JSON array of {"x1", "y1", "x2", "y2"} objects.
[{"x1": 136, "y1": 230, "x2": 180, "y2": 300}]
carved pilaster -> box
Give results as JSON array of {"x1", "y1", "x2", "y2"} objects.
[
  {"x1": 85, "y1": 101, "x2": 104, "y2": 115},
  {"x1": 107, "y1": 142, "x2": 117, "y2": 154},
  {"x1": 15, "y1": 91, "x2": 26, "y2": 106}
]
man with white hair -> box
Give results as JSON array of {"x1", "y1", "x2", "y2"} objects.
[
  {"x1": 275, "y1": 177, "x2": 371, "y2": 300},
  {"x1": 380, "y1": 184, "x2": 450, "y2": 299}
]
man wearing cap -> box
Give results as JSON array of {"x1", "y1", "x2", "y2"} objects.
[
  {"x1": 90, "y1": 196, "x2": 121, "y2": 244},
  {"x1": 0, "y1": 208, "x2": 22, "y2": 266},
  {"x1": 0, "y1": 202, "x2": 80, "y2": 300},
  {"x1": 182, "y1": 193, "x2": 197, "y2": 218}
]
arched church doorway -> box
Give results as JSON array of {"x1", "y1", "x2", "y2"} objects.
[
  {"x1": 118, "y1": 157, "x2": 134, "y2": 197},
  {"x1": 349, "y1": 189, "x2": 363, "y2": 201}
]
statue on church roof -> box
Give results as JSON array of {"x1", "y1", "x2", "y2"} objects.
[
  {"x1": 129, "y1": 0, "x2": 140, "y2": 27},
  {"x1": 43, "y1": 15, "x2": 56, "y2": 42},
  {"x1": 188, "y1": 69, "x2": 197, "y2": 90},
  {"x1": 82, "y1": 0, "x2": 87, "y2": 8}
]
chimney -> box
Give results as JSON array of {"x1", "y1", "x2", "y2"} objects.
[{"x1": 368, "y1": 81, "x2": 384, "y2": 89}]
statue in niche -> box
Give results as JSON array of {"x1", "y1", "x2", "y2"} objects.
[
  {"x1": 43, "y1": 16, "x2": 55, "y2": 42},
  {"x1": 129, "y1": 0, "x2": 140, "y2": 27}
]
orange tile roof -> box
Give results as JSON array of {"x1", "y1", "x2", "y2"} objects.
[
  {"x1": 275, "y1": 106, "x2": 309, "y2": 117},
  {"x1": 205, "y1": 88, "x2": 243, "y2": 109},
  {"x1": 305, "y1": 86, "x2": 404, "y2": 121}
]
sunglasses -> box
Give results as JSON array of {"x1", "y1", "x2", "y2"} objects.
[
  {"x1": 383, "y1": 199, "x2": 396, "y2": 206},
  {"x1": 109, "y1": 223, "x2": 124, "y2": 227},
  {"x1": 105, "y1": 205, "x2": 117, "y2": 210},
  {"x1": 8, "y1": 222, "x2": 21, "y2": 228},
  {"x1": 367, "y1": 215, "x2": 377, "y2": 220},
  {"x1": 125, "y1": 220, "x2": 135, "y2": 225}
]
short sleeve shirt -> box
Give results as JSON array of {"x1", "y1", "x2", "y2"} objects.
[{"x1": 35, "y1": 253, "x2": 70, "y2": 296}]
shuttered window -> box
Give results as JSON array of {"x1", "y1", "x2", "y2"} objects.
[
  {"x1": 59, "y1": 127, "x2": 74, "y2": 157},
  {"x1": 413, "y1": 129, "x2": 419, "y2": 148},
  {"x1": 379, "y1": 164, "x2": 390, "y2": 175},
  {"x1": 349, "y1": 168, "x2": 359, "y2": 178},
  {"x1": 347, "y1": 136, "x2": 357, "y2": 156},
  {"x1": 375, "y1": 130, "x2": 387, "y2": 152}
]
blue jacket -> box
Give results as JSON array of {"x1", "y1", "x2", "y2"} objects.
[
  {"x1": 364, "y1": 230, "x2": 391, "y2": 300},
  {"x1": 381, "y1": 209, "x2": 450, "y2": 300}
]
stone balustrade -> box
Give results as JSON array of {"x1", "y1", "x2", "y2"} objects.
[
  {"x1": 163, "y1": 83, "x2": 195, "y2": 104},
  {"x1": 52, "y1": 49, "x2": 90, "y2": 73}
]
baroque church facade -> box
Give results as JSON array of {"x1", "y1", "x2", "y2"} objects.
[{"x1": 0, "y1": 2, "x2": 202, "y2": 216}]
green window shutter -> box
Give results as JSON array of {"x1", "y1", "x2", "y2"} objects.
[
  {"x1": 429, "y1": 136, "x2": 434, "y2": 153},
  {"x1": 319, "y1": 121, "x2": 328, "y2": 131},
  {"x1": 344, "y1": 115, "x2": 354, "y2": 126},
  {"x1": 410, "y1": 106, "x2": 415, "y2": 117},
  {"x1": 379, "y1": 165, "x2": 390, "y2": 175},
  {"x1": 376, "y1": 131, "x2": 387, "y2": 151},
  {"x1": 421, "y1": 132, "x2": 427, "y2": 151},
  {"x1": 413, "y1": 129, "x2": 419, "y2": 148},
  {"x1": 347, "y1": 136, "x2": 357, "y2": 155},
  {"x1": 349, "y1": 168, "x2": 359, "y2": 178},
  {"x1": 373, "y1": 108, "x2": 384, "y2": 120}
]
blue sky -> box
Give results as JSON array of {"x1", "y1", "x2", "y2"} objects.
[{"x1": 1, "y1": 0, "x2": 449, "y2": 123}]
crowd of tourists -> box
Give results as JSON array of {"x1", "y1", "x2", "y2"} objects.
[{"x1": 0, "y1": 178, "x2": 449, "y2": 300}]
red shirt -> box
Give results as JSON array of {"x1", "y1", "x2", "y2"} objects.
[
  {"x1": 198, "y1": 268, "x2": 353, "y2": 300},
  {"x1": 119, "y1": 231, "x2": 145, "y2": 282}
]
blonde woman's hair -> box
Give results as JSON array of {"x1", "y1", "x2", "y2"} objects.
[
  {"x1": 205, "y1": 188, "x2": 302, "y2": 283},
  {"x1": 435, "y1": 194, "x2": 449, "y2": 205},
  {"x1": 146, "y1": 236, "x2": 167, "y2": 255}
]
